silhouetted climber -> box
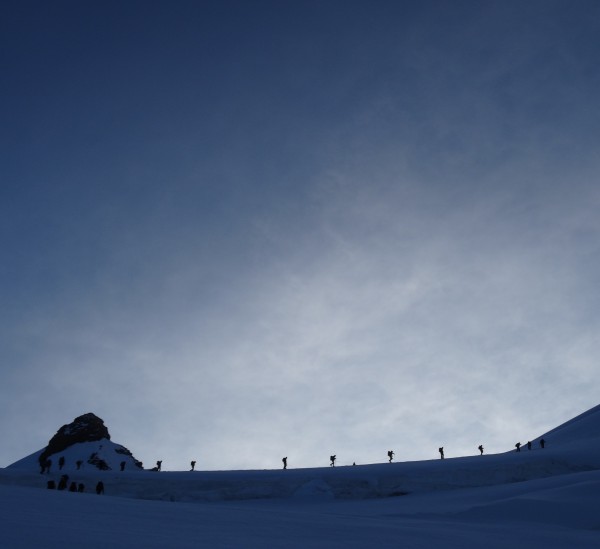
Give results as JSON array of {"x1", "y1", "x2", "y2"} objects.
[
  {"x1": 69, "y1": 481, "x2": 77, "y2": 492},
  {"x1": 330, "y1": 455, "x2": 336, "y2": 467},
  {"x1": 387, "y1": 450, "x2": 394, "y2": 463},
  {"x1": 527, "y1": 441, "x2": 532, "y2": 450},
  {"x1": 190, "y1": 460, "x2": 196, "y2": 471},
  {"x1": 439, "y1": 447, "x2": 444, "y2": 459},
  {"x1": 78, "y1": 483, "x2": 85, "y2": 493},
  {"x1": 282, "y1": 457, "x2": 288, "y2": 469},
  {"x1": 95, "y1": 481, "x2": 104, "y2": 495},
  {"x1": 120, "y1": 461, "x2": 126, "y2": 471},
  {"x1": 59, "y1": 456, "x2": 65, "y2": 470},
  {"x1": 76, "y1": 460, "x2": 83, "y2": 470},
  {"x1": 515, "y1": 442, "x2": 521, "y2": 452},
  {"x1": 47, "y1": 480, "x2": 56, "y2": 489},
  {"x1": 478, "y1": 445, "x2": 484, "y2": 455},
  {"x1": 540, "y1": 438, "x2": 546, "y2": 449},
  {"x1": 57, "y1": 475, "x2": 69, "y2": 491},
  {"x1": 156, "y1": 460, "x2": 162, "y2": 472}
]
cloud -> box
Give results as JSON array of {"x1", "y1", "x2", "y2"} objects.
[
  {"x1": 5, "y1": 146, "x2": 599, "y2": 469},
  {"x1": 2, "y1": 0, "x2": 600, "y2": 471}
]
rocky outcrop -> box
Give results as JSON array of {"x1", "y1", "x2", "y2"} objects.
[
  {"x1": 6, "y1": 413, "x2": 143, "y2": 472},
  {"x1": 38, "y1": 413, "x2": 111, "y2": 467}
]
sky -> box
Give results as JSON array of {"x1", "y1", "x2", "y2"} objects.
[{"x1": 1, "y1": 0, "x2": 600, "y2": 471}]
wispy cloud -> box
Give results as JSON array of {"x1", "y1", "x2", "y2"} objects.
[{"x1": 2, "y1": 1, "x2": 600, "y2": 470}]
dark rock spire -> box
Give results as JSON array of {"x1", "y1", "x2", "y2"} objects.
[{"x1": 38, "y1": 413, "x2": 110, "y2": 466}]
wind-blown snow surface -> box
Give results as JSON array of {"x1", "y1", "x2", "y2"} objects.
[{"x1": 1, "y1": 406, "x2": 600, "y2": 548}]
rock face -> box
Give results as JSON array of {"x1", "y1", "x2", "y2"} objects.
[
  {"x1": 8, "y1": 413, "x2": 143, "y2": 472},
  {"x1": 38, "y1": 413, "x2": 110, "y2": 467},
  {"x1": 38, "y1": 413, "x2": 114, "y2": 467}
]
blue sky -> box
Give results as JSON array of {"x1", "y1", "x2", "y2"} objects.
[{"x1": 2, "y1": 0, "x2": 600, "y2": 470}]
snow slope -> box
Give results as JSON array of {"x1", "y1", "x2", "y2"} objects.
[
  {"x1": 1, "y1": 405, "x2": 599, "y2": 548},
  {"x1": 7, "y1": 439, "x2": 143, "y2": 473}
]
